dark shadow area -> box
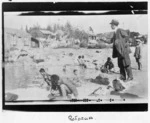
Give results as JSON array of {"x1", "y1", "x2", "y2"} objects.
[
  {"x1": 3, "y1": 2, "x2": 147, "y2": 12},
  {"x1": 90, "y1": 75, "x2": 110, "y2": 85},
  {"x1": 110, "y1": 91, "x2": 140, "y2": 99}
]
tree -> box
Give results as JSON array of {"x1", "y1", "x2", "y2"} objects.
[
  {"x1": 65, "y1": 21, "x2": 73, "y2": 35},
  {"x1": 89, "y1": 26, "x2": 94, "y2": 33},
  {"x1": 47, "y1": 25, "x2": 53, "y2": 32},
  {"x1": 53, "y1": 24, "x2": 57, "y2": 33}
]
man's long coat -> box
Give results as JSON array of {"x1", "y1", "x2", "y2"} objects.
[{"x1": 112, "y1": 28, "x2": 131, "y2": 67}]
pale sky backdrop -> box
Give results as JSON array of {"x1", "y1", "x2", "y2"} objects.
[{"x1": 4, "y1": 12, "x2": 148, "y2": 35}]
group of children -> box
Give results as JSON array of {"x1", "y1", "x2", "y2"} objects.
[
  {"x1": 77, "y1": 54, "x2": 114, "y2": 73},
  {"x1": 39, "y1": 39, "x2": 142, "y2": 100},
  {"x1": 39, "y1": 68, "x2": 78, "y2": 100}
]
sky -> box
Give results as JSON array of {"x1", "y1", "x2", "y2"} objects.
[{"x1": 4, "y1": 12, "x2": 148, "y2": 35}]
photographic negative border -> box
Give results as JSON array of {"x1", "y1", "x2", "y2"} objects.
[{"x1": 2, "y1": 2, "x2": 148, "y2": 111}]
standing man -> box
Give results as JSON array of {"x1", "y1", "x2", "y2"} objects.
[
  {"x1": 134, "y1": 39, "x2": 142, "y2": 70},
  {"x1": 105, "y1": 19, "x2": 133, "y2": 81}
]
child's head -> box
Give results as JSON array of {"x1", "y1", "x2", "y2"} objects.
[
  {"x1": 78, "y1": 56, "x2": 81, "y2": 59},
  {"x1": 39, "y1": 68, "x2": 46, "y2": 75},
  {"x1": 107, "y1": 57, "x2": 111, "y2": 61},
  {"x1": 73, "y1": 69, "x2": 78, "y2": 75},
  {"x1": 51, "y1": 75, "x2": 59, "y2": 83}
]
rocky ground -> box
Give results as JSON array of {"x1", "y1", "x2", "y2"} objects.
[{"x1": 5, "y1": 44, "x2": 148, "y2": 104}]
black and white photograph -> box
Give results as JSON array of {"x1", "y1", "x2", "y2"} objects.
[{"x1": 2, "y1": 2, "x2": 148, "y2": 111}]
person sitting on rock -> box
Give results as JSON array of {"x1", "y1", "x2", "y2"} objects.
[
  {"x1": 39, "y1": 68, "x2": 78, "y2": 100},
  {"x1": 104, "y1": 57, "x2": 114, "y2": 73}
]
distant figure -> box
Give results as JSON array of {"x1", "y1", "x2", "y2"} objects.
[
  {"x1": 39, "y1": 68, "x2": 78, "y2": 99},
  {"x1": 63, "y1": 65, "x2": 67, "y2": 73},
  {"x1": 72, "y1": 69, "x2": 81, "y2": 87},
  {"x1": 104, "y1": 57, "x2": 114, "y2": 73},
  {"x1": 73, "y1": 69, "x2": 77, "y2": 74},
  {"x1": 77, "y1": 55, "x2": 81, "y2": 65},
  {"x1": 94, "y1": 63, "x2": 99, "y2": 70},
  {"x1": 134, "y1": 39, "x2": 142, "y2": 70},
  {"x1": 77, "y1": 55, "x2": 87, "y2": 69}
]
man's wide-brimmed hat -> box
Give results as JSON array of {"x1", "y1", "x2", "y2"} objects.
[{"x1": 110, "y1": 19, "x2": 119, "y2": 26}]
